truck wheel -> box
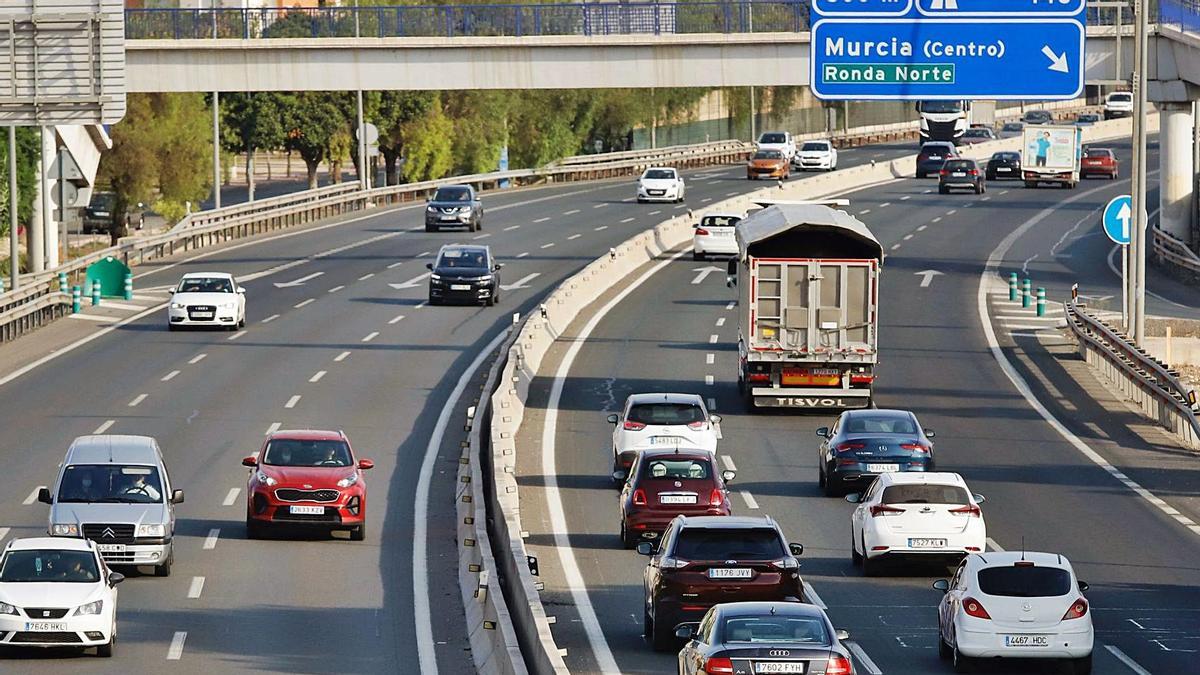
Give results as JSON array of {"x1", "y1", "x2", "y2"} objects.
[
  {"x1": 938, "y1": 186, "x2": 949, "y2": 195},
  {"x1": 693, "y1": 251, "x2": 704, "y2": 261},
  {"x1": 916, "y1": 171, "x2": 926, "y2": 179},
  {"x1": 1024, "y1": 181, "x2": 1036, "y2": 189}
]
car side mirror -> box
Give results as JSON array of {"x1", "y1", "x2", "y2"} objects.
[
  {"x1": 636, "y1": 542, "x2": 656, "y2": 556},
  {"x1": 37, "y1": 487, "x2": 52, "y2": 504},
  {"x1": 108, "y1": 572, "x2": 125, "y2": 587},
  {"x1": 425, "y1": 263, "x2": 433, "y2": 270},
  {"x1": 789, "y1": 543, "x2": 804, "y2": 556},
  {"x1": 924, "y1": 428, "x2": 936, "y2": 438},
  {"x1": 612, "y1": 470, "x2": 627, "y2": 482},
  {"x1": 241, "y1": 456, "x2": 258, "y2": 467},
  {"x1": 494, "y1": 263, "x2": 504, "y2": 270},
  {"x1": 607, "y1": 413, "x2": 620, "y2": 424},
  {"x1": 815, "y1": 427, "x2": 830, "y2": 438},
  {"x1": 972, "y1": 493, "x2": 986, "y2": 504},
  {"x1": 932, "y1": 579, "x2": 950, "y2": 593},
  {"x1": 237, "y1": 287, "x2": 246, "y2": 294},
  {"x1": 674, "y1": 623, "x2": 699, "y2": 640},
  {"x1": 721, "y1": 470, "x2": 736, "y2": 483},
  {"x1": 1078, "y1": 581, "x2": 1089, "y2": 592},
  {"x1": 359, "y1": 459, "x2": 375, "y2": 470},
  {"x1": 171, "y1": 489, "x2": 185, "y2": 504},
  {"x1": 845, "y1": 493, "x2": 862, "y2": 504},
  {"x1": 710, "y1": 414, "x2": 722, "y2": 424},
  {"x1": 726, "y1": 275, "x2": 736, "y2": 288},
  {"x1": 835, "y1": 629, "x2": 850, "y2": 641}
]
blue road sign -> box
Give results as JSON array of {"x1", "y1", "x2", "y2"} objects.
[
  {"x1": 1103, "y1": 195, "x2": 1133, "y2": 245},
  {"x1": 810, "y1": 19, "x2": 1085, "y2": 100},
  {"x1": 914, "y1": 0, "x2": 1085, "y2": 17},
  {"x1": 813, "y1": 0, "x2": 915, "y2": 17}
]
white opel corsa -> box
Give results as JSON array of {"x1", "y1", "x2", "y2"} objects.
[
  {"x1": 0, "y1": 537, "x2": 123, "y2": 657},
  {"x1": 847, "y1": 472, "x2": 986, "y2": 576},
  {"x1": 167, "y1": 271, "x2": 246, "y2": 331},
  {"x1": 636, "y1": 167, "x2": 686, "y2": 203},
  {"x1": 934, "y1": 551, "x2": 1094, "y2": 674},
  {"x1": 607, "y1": 393, "x2": 720, "y2": 479},
  {"x1": 794, "y1": 140, "x2": 839, "y2": 171}
]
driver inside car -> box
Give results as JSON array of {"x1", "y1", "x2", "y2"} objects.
[{"x1": 122, "y1": 472, "x2": 161, "y2": 501}]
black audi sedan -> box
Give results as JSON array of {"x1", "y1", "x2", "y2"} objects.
[
  {"x1": 675, "y1": 602, "x2": 855, "y2": 675},
  {"x1": 815, "y1": 409, "x2": 936, "y2": 497},
  {"x1": 426, "y1": 245, "x2": 502, "y2": 306},
  {"x1": 985, "y1": 151, "x2": 1022, "y2": 181}
]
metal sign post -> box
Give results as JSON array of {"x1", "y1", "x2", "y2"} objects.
[
  {"x1": 7, "y1": 126, "x2": 17, "y2": 291},
  {"x1": 1103, "y1": 195, "x2": 1134, "y2": 330}
]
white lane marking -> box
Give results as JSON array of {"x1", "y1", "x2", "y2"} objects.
[
  {"x1": 1009, "y1": 331, "x2": 1055, "y2": 338},
  {"x1": 726, "y1": 301, "x2": 736, "y2": 310},
  {"x1": 846, "y1": 641, "x2": 883, "y2": 675},
  {"x1": 931, "y1": 217, "x2": 942, "y2": 223},
  {"x1": 900, "y1": 195, "x2": 911, "y2": 201},
  {"x1": 222, "y1": 488, "x2": 240, "y2": 507},
  {"x1": 716, "y1": 317, "x2": 726, "y2": 327},
  {"x1": 709, "y1": 334, "x2": 719, "y2": 344},
  {"x1": 167, "y1": 631, "x2": 187, "y2": 660},
  {"x1": 890, "y1": 243, "x2": 901, "y2": 251},
  {"x1": 620, "y1": 217, "x2": 636, "y2": 223},
  {"x1": 563, "y1": 209, "x2": 580, "y2": 216},
  {"x1": 161, "y1": 370, "x2": 181, "y2": 382},
  {"x1": 541, "y1": 243, "x2": 556, "y2": 249},
  {"x1": 740, "y1": 491, "x2": 760, "y2": 509},
  {"x1": 701, "y1": 197, "x2": 712, "y2": 203},
  {"x1": 285, "y1": 395, "x2": 301, "y2": 409},
  {"x1": 999, "y1": 189, "x2": 1010, "y2": 195},
  {"x1": 534, "y1": 217, "x2": 551, "y2": 223},
  {"x1": 389, "y1": 314, "x2": 406, "y2": 325},
  {"x1": 187, "y1": 577, "x2": 205, "y2": 599},
  {"x1": 128, "y1": 394, "x2": 147, "y2": 407},
  {"x1": 860, "y1": 209, "x2": 872, "y2": 215},
  {"x1": 203, "y1": 529, "x2": 220, "y2": 550},
  {"x1": 917, "y1": 225, "x2": 928, "y2": 231},
  {"x1": 262, "y1": 314, "x2": 280, "y2": 323},
  {"x1": 226, "y1": 330, "x2": 246, "y2": 341},
  {"x1": 880, "y1": 202, "x2": 891, "y2": 208},
  {"x1": 946, "y1": 209, "x2": 958, "y2": 215},
  {"x1": 358, "y1": 273, "x2": 375, "y2": 281},
  {"x1": 334, "y1": 351, "x2": 351, "y2": 362},
  {"x1": 417, "y1": 251, "x2": 432, "y2": 258},
  {"x1": 803, "y1": 582, "x2": 827, "y2": 609},
  {"x1": 517, "y1": 252, "x2": 530, "y2": 258},
  {"x1": 23, "y1": 487, "x2": 42, "y2": 505},
  {"x1": 721, "y1": 455, "x2": 737, "y2": 472},
  {"x1": 727, "y1": 191, "x2": 739, "y2": 197},
  {"x1": 1105, "y1": 645, "x2": 1153, "y2": 675},
  {"x1": 414, "y1": 327, "x2": 511, "y2": 675},
  {"x1": 265, "y1": 422, "x2": 281, "y2": 435},
  {"x1": 986, "y1": 537, "x2": 1005, "y2": 552},
  {"x1": 540, "y1": 249, "x2": 688, "y2": 675},
  {"x1": 473, "y1": 233, "x2": 492, "y2": 240},
  {"x1": 706, "y1": 353, "x2": 715, "y2": 365},
  {"x1": 923, "y1": 189, "x2": 933, "y2": 193},
  {"x1": 594, "y1": 225, "x2": 608, "y2": 231},
  {"x1": 707, "y1": 397, "x2": 717, "y2": 410},
  {"x1": 593, "y1": 203, "x2": 608, "y2": 209},
  {"x1": 903, "y1": 234, "x2": 914, "y2": 241},
  {"x1": 0, "y1": 528, "x2": 8, "y2": 542},
  {"x1": 568, "y1": 234, "x2": 582, "y2": 240},
  {"x1": 415, "y1": 301, "x2": 429, "y2": 308},
  {"x1": 294, "y1": 298, "x2": 315, "y2": 308},
  {"x1": 309, "y1": 370, "x2": 327, "y2": 383},
  {"x1": 67, "y1": 314, "x2": 116, "y2": 323},
  {"x1": 648, "y1": 210, "x2": 661, "y2": 216},
  {"x1": 387, "y1": 261, "x2": 405, "y2": 269},
  {"x1": 504, "y1": 225, "x2": 521, "y2": 231},
  {"x1": 93, "y1": 420, "x2": 115, "y2": 434},
  {"x1": 705, "y1": 375, "x2": 715, "y2": 386},
  {"x1": 188, "y1": 353, "x2": 207, "y2": 365},
  {"x1": 362, "y1": 332, "x2": 379, "y2": 343}
]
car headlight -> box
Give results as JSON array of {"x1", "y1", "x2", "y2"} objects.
[
  {"x1": 256, "y1": 471, "x2": 277, "y2": 487},
  {"x1": 0, "y1": 602, "x2": 17, "y2": 616},
  {"x1": 430, "y1": 273, "x2": 441, "y2": 281},
  {"x1": 170, "y1": 302, "x2": 186, "y2": 309},
  {"x1": 337, "y1": 473, "x2": 358, "y2": 488},
  {"x1": 74, "y1": 600, "x2": 103, "y2": 616},
  {"x1": 137, "y1": 524, "x2": 165, "y2": 538},
  {"x1": 51, "y1": 523, "x2": 79, "y2": 536},
  {"x1": 426, "y1": 206, "x2": 436, "y2": 212},
  {"x1": 458, "y1": 206, "x2": 472, "y2": 214}
]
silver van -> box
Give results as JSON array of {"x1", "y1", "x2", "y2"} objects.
[{"x1": 38, "y1": 435, "x2": 184, "y2": 577}]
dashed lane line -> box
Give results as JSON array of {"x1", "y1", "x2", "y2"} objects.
[
  {"x1": 294, "y1": 298, "x2": 315, "y2": 308},
  {"x1": 563, "y1": 209, "x2": 580, "y2": 216},
  {"x1": 648, "y1": 210, "x2": 661, "y2": 216},
  {"x1": 226, "y1": 330, "x2": 246, "y2": 341},
  {"x1": 128, "y1": 394, "x2": 148, "y2": 407},
  {"x1": 473, "y1": 233, "x2": 492, "y2": 240},
  {"x1": 726, "y1": 301, "x2": 735, "y2": 310},
  {"x1": 986, "y1": 537, "x2": 1005, "y2": 552},
  {"x1": 23, "y1": 487, "x2": 42, "y2": 505},
  {"x1": 705, "y1": 375, "x2": 714, "y2": 386},
  {"x1": 94, "y1": 420, "x2": 115, "y2": 434},
  {"x1": 222, "y1": 488, "x2": 240, "y2": 507},
  {"x1": 328, "y1": 286, "x2": 345, "y2": 294},
  {"x1": 917, "y1": 225, "x2": 928, "y2": 231},
  {"x1": 334, "y1": 351, "x2": 351, "y2": 362},
  {"x1": 309, "y1": 370, "x2": 327, "y2": 383},
  {"x1": 860, "y1": 209, "x2": 872, "y2": 215},
  {"x1": 709, "y1": 334, "x2": 719, "y2": 344},
  {"x1": 265, "y1": 422, "x2": 281, "y2": 435},
  {"x1": 541, "y1": 243, "x2": 556, "y2": 249},
  {"x1": 946, "y1": 209, "x2": 958, "y2": 215},
  {"x1": 903, "y1": 234, "x2": 913, "y2": 241},
  {"x1": 161, "y1": 370, "x2": 180, "y2": 382},
  {"x1": 417, "y1": 251, "x2": 432, "y2": 258},
  {"x1": 504, "y1": 225, "x2": 521, "y2": 231},
  {"x1": 262, "y1": 314, "x2": 280, "y2": 323},
  {"x1": 362, "y1": 332, "x2": 379, "y2": 343},
  {"x1": 358, "y1": 273, "x2": 375, "y2": 281},
  {"x1": 707, "y1": 397, "x2": 717, "y2": 411},
  {"x1": 517, "y1": 252, "x2": 530, "y2": 258},
  {"x1": 880, "y1": 202, "x2": 891, "y2": 208},
  {"x1": 620, "y1": 217, "x2": 636, "y2": 223},
  {"x1": 389, "y1": 314, "x2": 406, "y2": 325},
  {"x1": 203, "y1": 529, "x2": 220, "y2": 550},
  {"x1": 188, "y1": 354, "x2": 207, "y2": 365},
  {"x1": 706, "y1": 353, "x2": 715, "y2": 365},
  {"x1": 415, "y1": 301, "x2": 429, "y2": 308},
  {"x1": 716, "y1": 317, "x2": 726, "y2": 327},
  {"x1": 931, "y1": 217, "x2": 942, "y2": 223},
  {"x1": 740, "y1": 491, "x2": 760, "y2": 509},
  {"x1": 568, "y1": 234, "x2": 582, "y2": 240},
  {"x1": 900, "y1": 195, "x2": 911, "y2": 201},
  {"x1": 167, "y1": 632, "x2": 187, "y2": 660},
  {"x1": 593, "y1": 203, "x2": 608, "y2": 209},
  {"x1": 284, "y1": 395, "x2": 301, "y2": 409},
  {"x1": 387, "y1": 261, "x2": 405, "y2": 269},
  {"x1": 594, "y1": 225, "x2": 608, "y2": 231},
  {"x1": 187, "y1": 577, "x2": 205, "y2": 599},
  {"x1": 890, "y1": 243, "x2": 902, "y2": 251},
  {"x1": 721, "y1": 455, "x2": 737, "y2": 472}
]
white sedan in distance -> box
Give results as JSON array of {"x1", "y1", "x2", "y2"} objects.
[
  {"x1": 0, "y1": 537, "x2": 123, "y2": 657},
  {"x1": 934, "y1": 551, "x2": 1094, "y2": 674},
  {"x1": 608, "y1": 393, "x2": 720, "y2": 479},
  {"x1": 794, "y1": 139, "x2": 839, "y2": 171},
  {"x1": 636, "y1": 167, "x2": 686, "y2": 203},
  {"x1": 167, "y1": 271, "x2": 246, "y2": 331},
  {"x1": 692, "y1": 213, "x2": 741, "y2": 260},
  {"x1": 847, "y1": 472, "x2": 986, "y2": 576}
]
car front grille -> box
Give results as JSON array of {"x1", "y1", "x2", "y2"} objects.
[
  {"x1": 82, "y1": 523, "x2": 135, "y2": 544},
  {"x1": 10, "y1": 632, "x2": 81, "y2": 644},
  {"x1": 275, "y1": 488, "x2": 339, "y2": 503},
  {"x1": 24, "y1": 608, "x2": 69, "y2": 619}
]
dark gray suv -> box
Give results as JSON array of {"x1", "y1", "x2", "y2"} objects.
[
  {"x1": 426, "y1": 245, "x2": 503, "y2": 306},
  {"x1": 425, "y1": 185, "x2": 482, "y2": 232}
]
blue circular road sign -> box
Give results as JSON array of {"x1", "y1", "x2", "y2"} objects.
[{"x1": 1102, "y1": 195, "x2": 1133, "y2": 245}]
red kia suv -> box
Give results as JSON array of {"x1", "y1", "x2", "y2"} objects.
[
  {"x1": 638, "y1": 515, "x2": 806, "y2": 651},
  {"x1": 242, "y1": 430, "x2": 374, "y2": 540},
  {"x1": 618, "y1": 448, "x2": 735, "y2": 549}
]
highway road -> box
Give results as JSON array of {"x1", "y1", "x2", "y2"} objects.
[
  {"x1": 0, "y1": 141, "x2": 916, "y2": 672},
  {"x1": 519, "y1": 137, "x2": 1200, "y2": 675}
]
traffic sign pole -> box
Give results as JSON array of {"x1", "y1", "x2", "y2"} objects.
[
  {"x1": 1122, "y1": 244, "x2": 1129, "y2": 330},
  {"x1": 1131, "y1": 0, "x2": 1149, "y2": 346}
]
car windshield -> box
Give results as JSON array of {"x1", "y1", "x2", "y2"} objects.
[
  {"x1": 433, "y1": 187, "x2": 471, "y2": 202},
  {"x1": 0, "y1": 550, "x2": 100, "y2": 583},
  {"x1": 1109, "y1": 93, "x2": 1132, "y2": 102},
  {"x1": 722, "y1": 616, "x2": 830, "y2": 644},
  {"x1": 963, "y1": 129, "x2": 989, "y2": 138},
  {"x1": 701, "y1": 216, "x2": 740, "y2": 228},
  {"x1": 262, "y1": 439, "x2": 352, "y2": 467},
  {"x1": 842, "y1": 414, "x2": 917, "y2": 434},
  {"x1": 753, "y1": 150, "x2": 783, "y2": 160},
  {"x1": 978, "y1": 565, "x2": 1072, "y2": 597},
  {"x1": 991, "y1": 152, "x2": 1019, "y2": 161},
  {"x1": 1085, "y1": 149, "x2": 1111, "y2": 158},
  {"x1": 436, "y1": 248, "x2": 488, "y2": 269},
  {"x1": 919, "y1": 101, "x2": 964, "y2": 113},
  {"x1": 881, "y1": 484, "x2": 969, "y2": 505},
  {"x1": 643, "y1": 169, "x2": 676, "y2": 180},
  {"x1": 1078, "y1": 115, "x2": 1099, "y2": 122},
  {"x1": 801, "y1": 142, "x2": 830, "y2": 152},
  {"x1": 759, "y1": 133, "x2": 787, "y2": 144},
  {"x1": 674, "y1": 528, "x2": 785, "y2": 560},
  {"x1": 1025, "y1": 111, "x2": 1051, "y2": 121},
  {"x1": 177, "y1": 277, "x2": 233, "y2": 294},
  {"x1": 627, "y1": 402, "x2": 705, "y2": 425},
  {"x1": 1002, "y1": 123, "x2": 1024, "y2": 132},
  {"x1": 90, "y1": 193, "x2": 115, "y2": 210},
  {"x1": 943, "y1": 160, "x2": 974, "y2": 171},
  {"x1": 57, "y1": 464, "x2": 164, "y2": 504},
  {"x1": 640, "y1": 458, "x2": 712, "y2": 480}
]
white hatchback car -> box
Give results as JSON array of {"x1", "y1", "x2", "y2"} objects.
[
  {"x1": 607, "y1": 393, "x2": 720, "y2": 479},
  {"x1": 636, "y1": 167, "x2": 686, "y2": 203},
  {"x1": 692, "y1": 213, "x2": 741, "y2": 260},
  {"x1": 847, "y1": 472, "x2": 986, "y2": 576},
  {"x1": 0, "y1": 537, "x2": 123, "y2": 656},
  {"x1": 167, "y1": 272, "x2": 246, "y2": 331},
  {"x1": 794, "y1": 140, "x2": 839, "y2": 171},
  {"x1": 934, "y1": 551, "x2": 1094, "y2": 674}
]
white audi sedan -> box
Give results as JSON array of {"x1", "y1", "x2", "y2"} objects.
[
  {"x1": 794, "y1": 139, "x2": 839, "y2": 172},
  {"x1": 0, "y1": 537, "x2": 123, "y2": 656},
  {"x1": 636, "y1": 167, "x2": 686, "y2": 203},
  {"x1": 847, "y1": 472, "x2": 986, "y2": 576},
  {"x1": 167, "y1": 271, "x2": 246, "y2": 331},
  {"x1": 692, "y1": 213, "x2": 741, "y2": 260},
  {"x1": 608, "y1": 393, "x2": 720, "y2": 480},
  {"x1": 934, "y1": 551, "x2": 1094, "y2": 674}
]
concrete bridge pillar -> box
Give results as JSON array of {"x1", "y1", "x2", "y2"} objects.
[{"x1": 1159, "y1": 102, "x2": 1195, "y2": 242}]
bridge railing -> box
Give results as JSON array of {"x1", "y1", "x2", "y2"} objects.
[{"x1": 1160, "y1": 0, "x2": 1200, "y2": 32}]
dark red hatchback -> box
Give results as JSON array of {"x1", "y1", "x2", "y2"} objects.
[{"x1": 617, "y1": 449, "x2": 734, "y2": 548}]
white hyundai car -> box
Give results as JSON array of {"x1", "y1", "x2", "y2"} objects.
[
  {"x1": 847, "y1": 472, "x2": 986, "y2": 576},
  {"x1": 692, "y1": 213, "x2": 741, "y2": 260},
  {"x1": 0, "y1": 537, "x2": 122, "y2": 656},
  {"x1": 607, "y1": 393, "x2": 720, "y2": 479},
  {"x1": 794, "y1": 139, "x2": 839, "y2": 171},
  {"x1": 935, "y1": 551, "x2": 1094, "y2": 674},
  {"x1": 167, "y1": 271, "x2": 246, "y2": 331},
  {"x1": 636, "y1": 167, "x2": 686, "y2": 203}
]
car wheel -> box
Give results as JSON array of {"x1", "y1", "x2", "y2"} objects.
[
  {"x1": 1111, "y1": 171, "x2": 1118, "y2": 180},
  {"x1": 917, "y1": 171, "x2": 926, "y2": 179},
  {"x1": 1071, "y1": 653, "x2": 1093, "y2": 675},
  {"x1": 637, "y1": 197, "x2": 645, "y2": 204},
  {"x1": 862, "y1": 535, "x2": 881, "y2": 577},
  {"x1": 238, "y1": 314, "x2": 246, "y2": 329},
  {"x1": 1024, "y1": 181, "x2": 1037, "y2": 189},
  {"x1": 823, "y1": 468, "x2": 841, "y2": 497},
  {"x1": 351, "y1": 520, "x2": 366, "y2": 542},
  {"x1": 428, "y1": 293, "x2": 440, "y2": 307},
  {"x1": 246, "y1": 519, "x2": 264, "y2": 540},
  {"x1": 952, "y1": 643, "x2": 973, "y2": 673},
  {"x1": 817, "y1": 466, "x2": 826, "y2": 488},
  {"x1": 154, "y1": 550, "x2": 173, "y2": 578},
  {"x1": 425, "y1": 225, "x2": 438, "y2": 233},
  {"x1": 938, "y1": 186, "x2": 949, "y2": 195},
  {"x1": 975, "y1": 184, "x2": 983, "y2": 195},
  {"x1": 620, "y1": 521, "x2": 637, "y2": 549},
  {"x1": 851, "y1": 532, "x2": 862, "y2": 566},
  {"x1": 693, "y1": 251, "x2": 703, "y2": 261},
  {"x1": 643, "y1": 608, "x2": 653, "y2": 641},
  {"x1": 168, "y1": 323, "x2": 178, "y2": 332},
  {"x1": 96, "y1": 635, "x2": 114, "y2": 658},
  {"x1": 651, "y1": 606, "x2": 675, "y2": 652},
  {"x1": 486, "y1": 293, "x2": 496, "y2": 307},
  {"x1": 938, "y1": 629, "x2": 952, "y2": 660}
]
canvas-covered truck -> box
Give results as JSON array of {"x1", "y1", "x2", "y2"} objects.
[
  {"x1": 1022, "y1": 124, "x2": 1082, "y2": 188},
  {"x1": 728, "y1": 204, "x2": 883, "y2": 411}
]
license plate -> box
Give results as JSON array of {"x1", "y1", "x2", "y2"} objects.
[
  {"x1": 708, "y1": 568, "x2": 753, "y2": 579},
  {"x1": 450, "y1": 284, "x2": 471, "y2": 291},
  {"x1": 659, "y1": 495, "x2": 697, "y2": 505},
  {"x1": 649, "y1": 190, "x2": 664, "y2": 196},
  {"x1": 952, "y1": 172, "x2": 967, "y2": 177},
  {"x1": 97, "y1": 543, "x2": 126, "y2": 553},
  {"x1": 439, "y1": 216, "x2": 457, "y2": 221},
  {"x1": 998, "y1": 167, "x2": 1011, "y2": 172},
  {"x1": 908, "y1": 538, "x2": 948, "y2": 548},
  {"x1": 782, "y1": 368, "x2": 840, "y2": 386},
  {"x1": 867, "y1": 463, "x2": 899, "y2": 473},
  {"x1": 23, "y1": 622, "x2": 68, "y2": 632},
  {"x1": 755, "y1": 663, "x2": 805, "y2": 674},
  {"x1": 649, "y1": 436, "x2": 684, "y2": 446},
  {"x1": 192, "y1": 312, "x2": 213, "y2": 319},
  {"x1": 289, "y1": 505, "x2": 324, "y2": 515},
  {"x1": 1004, "y1": 635, "x2": 1050, "y2": 647}
]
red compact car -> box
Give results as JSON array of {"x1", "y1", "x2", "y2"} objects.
[
  {"x1": 1081, "y1": 147, "x2": 1118, "y2": 179},
  {"x1": 242, "y1": 430, "x2": 374, "y2": 540},
  {"x1": 617, "y1": 448, "x2": 734, "y2": 549}
]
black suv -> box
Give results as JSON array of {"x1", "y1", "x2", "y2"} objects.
[
  {"x1": 638, "y1": 515, "x2": 805, "y2": 651},
  {"x1": 938, "y1": 158, "x2": 985, "y2": 194},
  {"x1": 915, "y1": 142, "x2": 958, "y2": 178},
  {"x1": 426, "y1": 245, "x2": 502, "y2": 306},
  {"x1": 1022, "y1": 109, "x2": 1054, "y2": 126},
  {"x1": 985, "y1": 151, "x2": 1022, "y2": 181},
  {"x1": 425, "y1": 185, "x2": 482, "y2": 232}
]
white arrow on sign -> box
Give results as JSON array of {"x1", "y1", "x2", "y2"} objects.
[
  {"x1": 1041, "y1": 45, "x2": 1070, "y2": 74},
  {"x1": 915, "y1": 270, "x2": 944, "y2": 288},
  {"x1": 691, "y1": 266, "x2": 724, "y2": 285},
  {"x1": 388, "y1": 272, "x2": 432, "y2": 290},
  {"x1": 1115, "y1": 201, "x2": 1132, "y2": 241},
  {"x1": 501, "y1": 273, "x2": 541, "y2": 291},
  {"x1": 273, "y1": 272, "x2": 325, "y2": 288}
]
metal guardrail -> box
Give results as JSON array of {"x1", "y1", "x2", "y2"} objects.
[{"x1": 1152, "y1": 226, "x2": 1200, "y2": 278}]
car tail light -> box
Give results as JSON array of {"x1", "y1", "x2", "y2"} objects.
[
  {"x1": 661, "y1": 556, "x2": 690, "y2": 570},
  {"x1": 836, "y1": 442, "x2": 865, "y2": 453},
  {"x1": 633, "y1": 489, "x2": 647, "y2": 506},
  {"x1": 870, "y1": 504, "x2": 905, "y2": 517},
  {"x1": 826, "y1": 655, "x2": 853, "y2": 675},
  {"x1": 623, "y1": 420, "x2": 646, "y2": 431},
  {"x1": 850, "y1": 373, "x2": 874, "y2": 384},
  {"x1": 695, "y1": 228, "x2": 710, "y2": 236},
  {"x1": 939, "y1": 169, "x2": 948, "y2": 176},
  {"x1": 709, "y1": 489, "x2": 723, "y2": 507},
  {"x1": 687, "y1": 420, "x2": 709, "y2": 430},
  {"x1": 968, "y1": 169, "x2": 979, "y2": 176},
  {"x1": 704, "y1": 656, "x2": 734, "y2": 674},
  {"x1": 949, "y1": 504, "x2": 981, "y2": 518},
  {"x1": 770, "y1": 556, "x2": 799, "y2": 571},
  {"x1": 963, "y1": 597, "x2": 991, "y2": 620},
  {"x1": 1063, "y1": 598, "x2": 1089, "y2": 620},
  {"x1": 900, "y1": 443, "x2": 930, "y2": 454},
  {"x1": 748, "y1": 372, "x2": 770, "y2": 383}
]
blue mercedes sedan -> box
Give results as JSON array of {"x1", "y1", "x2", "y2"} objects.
[{"x1": 815, "y1": 409, "x2": 936, "y2": 497}]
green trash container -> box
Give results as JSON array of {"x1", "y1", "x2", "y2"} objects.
[{"x1": 84, "y1": 256, "x2": 132, "y2": 299}]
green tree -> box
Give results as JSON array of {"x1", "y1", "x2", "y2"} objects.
[
  {"x1": 284, "y1": 92, "x2": 348, "y2": 189},
  {"x1": 0, "y1": 127, "x2": 40, "y2": 243},
  {"x1": 220, "y1": 92, "x2": 289, "y2": 201},
  {"x1": 444, "y1": 91, "x2": 512, "y2": 175},
  {"x1": 507, "y1": 91, "x2": 598, "y2": 167},
  {"x1": 400, "y1": 101, "x2": 454, "y2": 182},
  {"x1": 375, "y1": 91, "x2": 436, "y2": 185}
]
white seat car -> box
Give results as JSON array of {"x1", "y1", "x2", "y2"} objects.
[
  {"x1": 167, "y1": 271, "x2": 246, "y2": 331},
  {"x1": 847, "y1": 472, "x2": 986, "y2": 576},
  {"x1": 756, "y1": 131, "x2": 797, "y2": 161},
  {"x1": 794, "y1": 140, "x2": 838, "y2": 171},
  {"x1": 0, "y1": 537, "x2": 123, "y2": 657},
  {"x1": 692, "y1": 213, "x2": 741, "y2": 260},
  {"x1": 1103, "y1": 91, "x2": 1133, "y2": 120},
  {"x1": 934, "y1": 551, "x2": 1093, "y2": 674},
  {"x1": 636, "y1": 167, "x2": 685, "y2": 203},
  {"x1": 607, "y1": 393, "x2": 720, "y2": 479}
]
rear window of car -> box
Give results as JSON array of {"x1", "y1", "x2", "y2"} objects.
[
  {"x1": 963, "y1": 129, "x2": 990, "y2": 137},
  {"x1": 753, "y1": 150, "x2": 783, "y2": 160},
  {"x1": 943, "y1": 160, "x2": 974, "y2": 171},
  {"x1": 722, "y1": 617, "x2": 830, "y2": 644},
  {"x1": 920, "y1": 145, "x2": 953, "y2": 157},
  {"x1": 1002, "y1": 123, "x2": 1023, "y2": 131},
  {"x1": 644, "y1": 169, "x2": 676, "y2": 180},
  {"x1": 1085, "y1": 149, "x2": 1112, "y2": 158},
  {"x1": 701, "y1": 215, "x2": 740, "y2": 228},
  {"x1": 673, "y1": 528, "x2": 785, "y2": 560},
  {"x1": 801, "y1": 142, "x2": 830, "y2": 152},
  {"x1": 842, "y1": 414, "x2": 917, "y2": 434},
  {"x1": 977, "y1": 565, "x2": 1072, "y2": 597},
  {"x1": 628, "y1": 402, "x2": 705, "y2": 425},
  {"x1": 1108, "y1": 93, "x2": 1132, "y2": 103},
  {"x1": 640, "y1": 458, "x2": 712, "y2": 480},
  {"x1": 991, "y1": 152, "x2": 1019, "y2": 161},
  {"x1": 759, "y1": 133, "x2": 787, "y2": 144},
  {"x1": 881, "y1": 484, "x2": 969, "y2": 505}
]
